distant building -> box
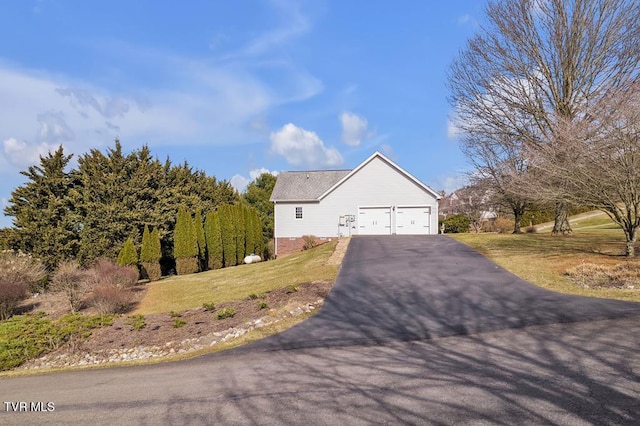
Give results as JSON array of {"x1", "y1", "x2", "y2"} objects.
[{"x1": 439, "y1": 186, "x2": 498, "y2": 222}]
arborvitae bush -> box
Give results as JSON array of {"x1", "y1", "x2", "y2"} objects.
[
  {"x1": 194, "y1": 209, "x2": 206, "y2": 272},
  {"x1": 140, "y1": 226, "x2": 162, "y2": 281},
  {"x1": 219, "y1": 204, "x2": 236, "y2": 267},
  {"x1": 148, "y1": 228, "x2": 162, "y2": 281},
  {"x1": 244, "y1": 205, "x2": 255, "y2": 257},
  {"x1": 174, "y1": 206, "x2": 198, "y2": 275},
  {"x1": 234, "y1": 204, "x2": 246, "y2": 265},
  {"x1": 205, "y1": 211, "x2": 223, "y2": 270},
  {"x1": 251, "y1": 208, "x2": 264, "y2": 256},
  {"x1": 117, "y1": 238, "x2": 138, "y2": 267}
]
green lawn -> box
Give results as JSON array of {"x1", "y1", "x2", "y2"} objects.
[
  {"x1": 567, "y1": 211, "x2": 621, "y2": 230},
  {"x1": 450, "y1": 228, "x2": 640, "y2": 302},
  {"x1": 135, "y1": 241, "x2": 339, "y2": 315}
]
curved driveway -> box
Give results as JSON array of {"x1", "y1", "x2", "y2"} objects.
[
  {"x1": 248, "y1": 235, "x2": 640, "y2": 350},
  {"x1": 3, "y1": 236, "x2": 640, "y2": 425}
]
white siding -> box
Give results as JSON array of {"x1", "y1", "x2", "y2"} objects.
[{"x1": 274, "y1": 156, "x2": 439, "y2": 238}]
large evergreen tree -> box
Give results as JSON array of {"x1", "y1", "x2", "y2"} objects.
[
  {"x1": 5, "y1": 139, "x2": 239, "y2": 269},
  {"x1": 4, "y1": 146, "x2": 80, "y2": 270}
]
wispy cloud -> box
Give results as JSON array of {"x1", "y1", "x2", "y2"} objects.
[
  {"x1": 228, "y1": 0, "x2": 311, "y2": 59},
  {"x1": 0, "y1": 0, "x2": 324, "y2": 176},
  {"x1": 457, "y1": 14, "x2": 478, "y2": 27},
  {"x1": 340, "y1": 111, "x2": 369, "y2": 147}
]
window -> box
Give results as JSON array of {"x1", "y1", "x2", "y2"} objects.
[{"x1": 295, "y1": 206, "x2": 303, "y2": 219}]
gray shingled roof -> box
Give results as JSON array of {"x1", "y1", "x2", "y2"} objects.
[{"x1": 270, "y1": 170, "x2": 351, "y2": 201}]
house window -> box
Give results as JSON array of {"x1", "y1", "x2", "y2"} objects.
[{"x1": 295, "y1": 207, "x2": 303, "y2": 219}]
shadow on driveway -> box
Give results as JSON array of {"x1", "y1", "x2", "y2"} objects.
[{"x1": 245, "y1": 235, "x2": 640, "y2": 350}]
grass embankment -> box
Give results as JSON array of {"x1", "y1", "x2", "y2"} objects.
[
  {"x1": 135, "y1": 241, "x2": 339, "y2": 315},
  {"x1": 450, "y1": 227, "x2": 640, "y2": 302}
]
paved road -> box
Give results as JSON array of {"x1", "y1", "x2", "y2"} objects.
[{"x1": 2, "y1": 236, "x2": 640, "y2": 425}]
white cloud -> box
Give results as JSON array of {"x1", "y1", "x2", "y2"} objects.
[
  {"x1": 447, "y1": 119, "x2": 461, "y2": 139},
  {"x1": 270, "y1": 123, "x2": 343, "y2": 168},
  {"x1": 231, "y1": 167, "x2": 279, "y2": 192},
  {"x1": 340, "y1": 112, "x2": 369, "y2": 147},
  {"x1": 3, "y1": 137, "x2": 60, "y2": 168}
]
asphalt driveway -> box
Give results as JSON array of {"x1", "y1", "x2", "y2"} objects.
[
  {"x1": 3, "y1": 235, "x2": 640, "y2": 425},
  {"x1": 249, "y1": 235, "x2": 640, "y2": 350}
]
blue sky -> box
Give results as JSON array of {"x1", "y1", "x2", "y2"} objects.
[{"x1": 0, "y1": 0, "x2": 487, "y2": 227}]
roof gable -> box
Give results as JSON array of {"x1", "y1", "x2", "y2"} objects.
[
  {"x1": 270, "y1": 151, "x2": 440, "y2": 202},
  {"x1": 318, "y1": 151, "x2": 441, "y2": 200}
]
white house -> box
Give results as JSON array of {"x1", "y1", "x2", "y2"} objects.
[{"x1": 270, "y1": 151, "x2": 441, "y2": 256}]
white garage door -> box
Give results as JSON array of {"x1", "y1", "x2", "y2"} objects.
[
  {"x1": 396, "y1": 206, "x2": 430, "y2": 235},
  {"x1": 358, "y1": 207, "x2": 391, "y2": 235}
]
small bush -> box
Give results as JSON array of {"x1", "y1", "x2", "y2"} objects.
[
  {"x1": 169, "y1": 310, "x2": 181, "y2": 318},
  {"x1": 248, "y1": 293, "x2": 258, "y2": 300},
  {"x1": 217, "y1": 307, "x2": 236, "y2": 319},
  {"x1": 302, "y1": 235, "x2": 319, "y2": 250},
  {"x1": 50, "y1": 261, "x2": 88, "y2": 313},
  {"x1": 89, "y1": 284, "x2": 132, "y2": 315},
  {"x1": 125, "y1": 314, "x2": 146, "y2": 331},
  {"x1": 172, "y1": 318, "x2": 186, "y2": 328},
  {"x1": 525, "y1": 226, "x2": 538, "y2": 234},
  {"x1": 258, "y1": 301, "x2": 268, "y2": 310},
  {"x1": 442, "y1": 215, "x2": 471, "y2": 233},
  {"x1": 87, "y1": 259, "x2": 138, "y2": 289},
  {"x1": 0, "y1": 251, "x2": 47, "y2": 320},
  {"x1": 494, "y1": 217, "x2": 516, "y2": 234},
  {"x1": 285, "y1": 285, "x2": 299, "y2": 294},
  {"x1": 202, "y1": 302, "x2": 216, "y2": 311}
]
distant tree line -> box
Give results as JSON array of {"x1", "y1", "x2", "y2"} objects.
[{"x1": 2, "y1": 140, "x2": 276, "y2": 273}]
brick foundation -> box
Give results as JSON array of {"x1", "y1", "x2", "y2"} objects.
[{"x1": 276, "y1": 236, "x2": 334, "y2": 257}]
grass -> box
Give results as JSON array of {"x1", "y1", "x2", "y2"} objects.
[
  {"x1": 135, "y1": 241, "x2": 339, "y2": 315},
  {"x1": 450, "y1": 227, "x2": 640, "y2": 302}
]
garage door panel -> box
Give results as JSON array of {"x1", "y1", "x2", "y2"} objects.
[
  {"x1": 396, "y1": 207, "x2": 430, "y2": 235},
  {"x1": 358, "y1": 207, "x2": 391, "y2": 235}
]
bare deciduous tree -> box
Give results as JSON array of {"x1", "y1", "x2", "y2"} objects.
[
  {"x1": 462, "y1": 134, "x2": 531, "y2": 233},
  {"x1": 449, "y1": 0, "x2": 640, "y2": 235},
  {"x1": 532, "y1": 88, "x2": 640, "y2": 256}
]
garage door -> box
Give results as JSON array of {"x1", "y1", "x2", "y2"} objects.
[
  {"x1": 396, "y1": 206, "x2": 430, "y2": 235},
  {"x1": 358, "y1": 207, "x2": 391, "y2": 235}
]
